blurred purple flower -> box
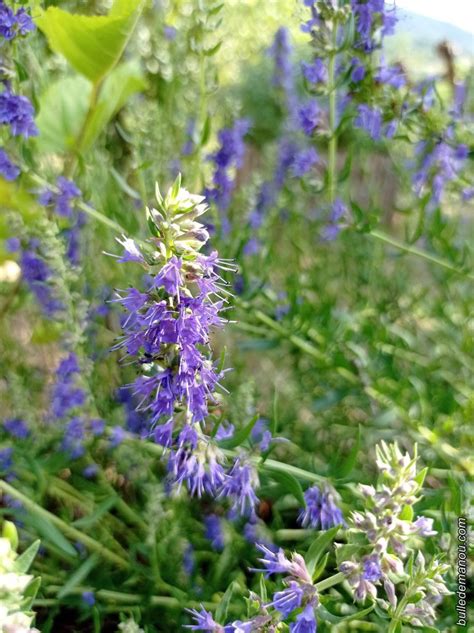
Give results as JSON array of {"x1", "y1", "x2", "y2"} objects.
[
  {"x1": 292, "y1": 147, "x2": 319, "y2": 177},
  {"x1": 0, "y1": 148, "x2": 20, "y2": 180},
  {"x1": 354, "y1": 104, "x2": 383, "y2": 140},
  {"x1": 298, "y1": 484, "x2": 344, "y2": 529}
]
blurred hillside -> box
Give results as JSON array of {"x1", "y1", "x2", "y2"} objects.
[{"x1": 385, "y1": 9, "x2": 473, "y2": 75}]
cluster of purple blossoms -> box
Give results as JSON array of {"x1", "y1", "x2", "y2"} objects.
[
  {"x1": 338, "y1": 442, "x2": 447, "y2": 622},
  {"x1": 354, "y1": 104, "x2": 382, "y2": 140},
  {"x1": 206, "y1": 119, "x2": 250, "y2": 227},
  {"x1": 376, "y1": 59, "x2": 406, "y2": 89},
  {"x1": 302, "y1": 58, "x2": 327, "y2": 85},
  {"x1": 298, "y1": 100, "x2": 320, "y2": 136},
  {"x1": 269, "y1": 27, "x2": 298, "y2": 120},
  {"x1": 351, "y1": 0, "x2": 397, "y2": 52},
  {"x1": 49, "y1": 353, "x2": 105, "y2": 459},
  {"x1": 38, "y1": 177, "x2": 84, "y2": 265},
  {"x1": 114, "y1": 178, "x2": 253, "y2": 501},
  {"x1": 0, "y1": 2, "x2": 35, "y2": 40},
  {"x1": 0, "y1": 147, "x2": 19, "y2": 180},
  {"x1": 413, "y1": 139, "x2": 469, "y2": 206},
  {"x1": 0, "y1": 4, "x2": 36, "y2": 181},
  {"x1": 321, "y1": 198, "x2": 348, "y2": 241},
  {"x1": 350, "y1": 57, "x2": 366, "y2": 83},
  {"x1": 0, "y1": 88, "x2": 37, "y2": 138},
  {"x1": 3, "y1": 418, "x2": 29, "y2": 440},
  {"x1": 187, "y1": 545, "x2": 318, "y2": 632},
  {"x1": 298, "y1": 483, "x2": 344, "y2": 530},
  {"x1": 10, "y1": 238, "x2": 63, "y2": 317},
  {"x1": 39, "y1": 177, "x2": 81, "y2": 219}
]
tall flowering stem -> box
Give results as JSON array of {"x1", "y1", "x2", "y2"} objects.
[{"x1": 113, "y1": 175, "x2": 235, "y2": 496}]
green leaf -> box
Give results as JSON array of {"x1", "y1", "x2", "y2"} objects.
[
  {"x1": 312, "y1": 551, "x2": 329, "y2": 581},
  {"x1": 414, "y1": 466, "x2": 428, "y2": 489},
  {"x1": 317, "y1": 603, "x2": 374, "y2": 624},
  {"x1": 81, "y1": 60, "x2": 146, "y2": 151},
  {"x1": 36, "y1": 62, "x2": 145, "y2": 154},
  {"x1": 35, "y1": 0, "x2": 145, "y2": 83},
  {"x1": 15, "y1": 540, "x2": 40, "y2": 574},
  {"x1": 28, "y1": 516, "x2": 77, "y2": 558},
  {"x1": 215, "y1": 580, "x2": 237, "y2": 624},
  {"x1": 22, "y1": 576, "x2": 41, "y2": 602},
  {"x1": 399, "y1": 505, "x2": 414, "y2": 522},
  {"x1": 36, "y1": 76, "x2": 91, "y2": 153},
  {"x1": 266, "y1": 469, "x2": 305, "y2": 507},
  {"x1": 72, "y1": 496, "x2": 117, "y2": 529},
  {"x1": 218, "y1": 414, "x2": 260, "y2": 450},
  {"x1": 57, "y1": 553, "x2": 100, "y2": 598},
  {"x1": 305, "y1": 525, "x2": 340, "y2": 578},
  {"x1": 110, "y1": 167, "x2": 141, "y2": 201}
]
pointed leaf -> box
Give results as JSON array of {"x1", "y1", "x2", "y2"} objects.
[
  {"x1": 266, "y1": 469, "x2": 305, "y2": 507},
  {"x1": 57, "y1": 553, "x2": 100, "y2": 598},
  {"x1": 218, "y1": 414, "x2": 260, "y2": 450},
  {"x1": 305, "y1": 525, "x2": 340, "y2": 578},
  {"x1": 317, "y1": 603, "x2": 374, "y2": 624},
  {"x1": 215, "y1": 580, "x2": 238, "y2": 624},
  {"x1": 35, "y1": 0, "x2": 145, "y2": 83},
  {"x1": 15, "y1": 540, "x2": 40, "y2": 574}
]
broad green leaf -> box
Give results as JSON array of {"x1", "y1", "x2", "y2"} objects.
[
  {"x1": 36, "y1": 76, "x2": 91, "y2": 153},
  {"x1": 36, "y1": 62, "x2": 145, "y2": 154},
  {"x1": 35, "y1": 0, "x2": 145, "y2": 83},
  {"x1": 305, "y1": 525, "x2": 340, "y2": 578},
  {"x1": 15, "y1": 540, "x2": 40, "y2": 574},
  {"x1": 81, "y1": 61, "x2": 146, "y2": 151},
  {"x1": 57, "y1": 553, "x2": 100, "y2": 598}
]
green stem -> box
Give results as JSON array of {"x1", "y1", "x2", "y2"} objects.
[
  {"x1": 368, "y1": 229, "x2": 474, "y2": 279},
  {"x1": 238, "y1": 305, "x2": 328, "y2": 363},
  {"x1": 28, "y1": 172, "x2": 126, "y2": 234},
  {"x1": 64, "y1": 81, "x2": 102, "y2": 179},
  {"x1": 0, "y1": 480, "x2": 129, "y2": 570},
  {"x1": 43, "y1": 585, "x2": 223, "y2": 611},
  {"x1": 258, "y1": 457, "x2": 324, "y2": 483},
  {"x1": 315, "y1": 571, "x2": 345, "y2": 592},
  {"x1": 275, "y1": 529, "x2": 313, "y2": 541},
  {"x1": 327, "y1": 19, "x2": 338, "y2": 204},
  {"x1": 75, "y1": 197, "x2": 126, "y2": 234}
]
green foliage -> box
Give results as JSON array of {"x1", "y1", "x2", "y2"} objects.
[
  {"x1": 36, "y1": 62, "x2": 146, "y2": 154},
  {"x1": 35, "y1": 0, "x2": 145, "y2": 83}
]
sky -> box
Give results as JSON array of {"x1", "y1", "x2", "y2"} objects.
[{"x1": 396, "y1": 0, "x2": 474, "y2": 33}]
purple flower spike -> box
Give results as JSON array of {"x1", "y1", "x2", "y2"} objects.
[{"x1": 298, "y1": 484, "x2": 344, "y2": 530}]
